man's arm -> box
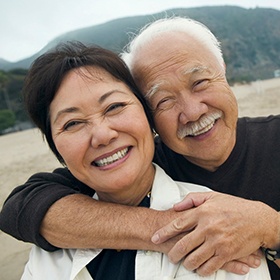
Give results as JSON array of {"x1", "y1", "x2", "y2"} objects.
[
  {"x1": 0, "y1": 167, "x2": 179, "y2": 253},
  {"x1": 0, "y1": 168, "x2": 85, "y2": 251},
  {"x1": 41, "y1": 194, "x2": 265, "y2": 275},
  {"x1": 0, "y1": 170, "x2": 262, "y2": 275},
  {"x1": 41, "y1": 193, "x2": 177, "y2": 252}
]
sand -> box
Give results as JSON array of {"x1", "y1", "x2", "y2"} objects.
[
  {"x1": 0, "y1": 78, "x2": 279, "y2": 279},
  {"x1": 0, "y1": 129, "x2": 60, "y2": 279}
]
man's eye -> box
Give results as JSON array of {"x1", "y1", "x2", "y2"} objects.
[
  {"x1": 154, "y1": 97, "x2": 174, "y2": 111},
  {"x1": 193, "y1": 79, "x2": 208, "y2": 90},
  {"x1": 157, "y1": 98, "x2": 169, "y2": 106}
]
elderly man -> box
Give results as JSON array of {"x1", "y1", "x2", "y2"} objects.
[
  {"x1": 121, "y1": 17, "x2": 280, "y2": 278},
  {"x1": 1, "y1": 17, "x2": 280, "y2": 278}
]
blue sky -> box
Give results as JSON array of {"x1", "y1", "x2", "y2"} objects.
[{"x1": 1, "y1": 0, "x2": 279, "y2": 62}]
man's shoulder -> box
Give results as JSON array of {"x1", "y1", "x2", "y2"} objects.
[
  {"x1": 237, "y1": 115, "x2": 280, "y2": 157},
  {"x1": 238, "y1": 115, "x2": 280, "y2": 134},
  {"x1": 27, "y1": 167, "x2": 94, "y2": 195},
  {"x1": 28, "y1": 167, "x2": 75, "y2": 183},
  {"x1": 239, "y1": 115, "x2": 280, "y2": 125}
]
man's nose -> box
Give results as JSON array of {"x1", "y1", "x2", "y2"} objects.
[{"x1": 178, "y1": 94, "x2": 208, "y2": 124}]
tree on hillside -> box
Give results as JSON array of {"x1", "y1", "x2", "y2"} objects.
[
  {"x1": 0, "y1": 109, "x2": 16, "y2": 133},
  {"x1": 0, "y1": 70, "x2": 29, "y2": 124},
  {"x1": 0, "y1": 71, "x2": 12, "y2": 110}
]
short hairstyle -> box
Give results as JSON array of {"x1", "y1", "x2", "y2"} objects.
[
  {"x1": 23, "y1": 41, "x2": 154, "y2": 163},
  {"x1": 121, "y1": 17, "x2": 224, "y2": 70}
]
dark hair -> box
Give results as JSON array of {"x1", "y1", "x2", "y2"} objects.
[{"x1": 23, "y1": 41, "x2": 154, "y2": 164}]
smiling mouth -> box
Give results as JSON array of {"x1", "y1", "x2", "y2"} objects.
[
  {"x1": 93, "y1": 147, "x2": 129, "y2": 167},
  {"x1": 178, "y1": 110, "x2": 222, "y2": 139},
  {"x1": 188, "y1": 119, "x2": 217, "y2": 136}
]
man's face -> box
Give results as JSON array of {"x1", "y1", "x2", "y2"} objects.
[{"x1": 132, "y1": 32, "x2": 238, "y2": 171}]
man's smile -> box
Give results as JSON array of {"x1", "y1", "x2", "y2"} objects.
[{"x1": 178, "y1": 110, "x2": 223, "y2": 138}]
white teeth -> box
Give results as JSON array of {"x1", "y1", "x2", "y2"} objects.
[
  {"x1": 94, "y1": 148, "x2": 129, "y2": 167},
  {"x1": 192, "y1": 122, "x2": 214, "y2": 136},
  {"x1": 177, "y1": 110, "x2": 222, "y2": 139}
]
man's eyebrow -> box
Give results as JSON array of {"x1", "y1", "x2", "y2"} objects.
[
  {"x1": 182, "y1": 65, "x2": 208, "y2": 75},
  {"x1": 145, "y1": 66, "x2": 208, "y2": 100},
  {"x1": 145, "y1": 82, "x2": 164, "y2": 100}
]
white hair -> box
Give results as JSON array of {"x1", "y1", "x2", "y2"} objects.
[{"x1": 121, "y1": 17, "x2": 224, "y2": 70}]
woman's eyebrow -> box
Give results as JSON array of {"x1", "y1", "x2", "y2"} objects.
[
  {"x1": 98, "y1": 89, "x2": 130, "y2": 103},
  {"x1": 98, "y1": 90, "x2": 118, "y2": 103},
  {"x1": 54, "y1": 89, "x2": 129, "y2": 124},
  {"x1": 53, "y1": 107, "x2": 79, "y2": 124}
]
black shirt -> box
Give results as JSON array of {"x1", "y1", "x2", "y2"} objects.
[{"x1": 87, "y1": 195, "x2": 150, "y2": 280}]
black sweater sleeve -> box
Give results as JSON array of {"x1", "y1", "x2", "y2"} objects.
[{"x1": 0, "y1": 168, "x2": 94, "y2": 251}]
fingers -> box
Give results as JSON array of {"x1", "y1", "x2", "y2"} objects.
[
  {"x1": 175, "y1": 244, "x2": 263, "y2": 276},
  {"x1": 194, "y1": 255, "x2": 233, "y2": 276},
  {"x1": 166, "y1": 228, "x2": 263, "y2": 276},
  {"x1": 167, "y1": 230, "x2": 204, "y2": 264},
  {"x1": 153, "y1": 192, "x2": 271, "y2": 277},
  {"x1": 181, "y1": 248, "x2": 261, "y2": 276},
  {"x1": 180, "y1": 241, "x2": 215, "y2": 273},
  {"x1": 221, "y1": 261, "x2": 250, "y2": 275},
  {"x1": 152, "y1": 192, "x2": 214, "y2": 244},
  {"x1": 152, "y1": 211, "x2": 196, "y2": 244},
  {"x1": 237, "y1": 255, "x2": 262, "y2": 268},
  {"x1": 219, "y1": 252, "x2": 263, "y2": 275},
  {"x1": 171, "y1": 239, "x2": 229, "y2": 276},
  {"x1": 173, "y1": 191, "x2": 213, "y2": 211}
]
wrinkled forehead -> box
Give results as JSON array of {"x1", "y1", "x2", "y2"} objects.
[
  {"x1": 145, "y1": 65, "x2": 209, "y2": 99},
  {"x1": 131, "y1": 32, "x2": 217, "y2": 93}
]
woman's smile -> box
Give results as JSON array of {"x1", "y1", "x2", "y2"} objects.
[
  {"x1": 50, "y1": 67, "x2": 155, "y2": 201},
  {"x1": 93, "y1": 146, "x2": 131, "y2": 168}
]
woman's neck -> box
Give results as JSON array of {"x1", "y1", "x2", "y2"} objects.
[{"x1": 96, "y1": 164, "x2": 155, "y2": 206}]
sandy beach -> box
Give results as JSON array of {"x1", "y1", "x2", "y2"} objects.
[{"x1": 0, "y1": 78, "x2": 280, "y2": 279}]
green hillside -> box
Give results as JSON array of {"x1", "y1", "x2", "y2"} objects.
[
  {"x1": 0, "y1": 6, "x2": 279, "y2": 132},
  {"x1": 1, "y1": 6, "x2": 280, "y2": 82}
]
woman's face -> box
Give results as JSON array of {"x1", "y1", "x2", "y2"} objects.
[{"x1": 50, "y1": 67, "x2": 155, "y2": 205}]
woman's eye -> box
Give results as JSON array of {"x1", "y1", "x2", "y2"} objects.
[
  {"x1": 106, "y1": 102, "x2": 126, "y2": 113},
  {"x1": 63, "y1": 120, "x2": 81, "y2": 131}
]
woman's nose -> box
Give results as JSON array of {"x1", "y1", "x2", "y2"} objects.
[{"x1": 89, "y1": 121, "x2": 118, "y2": 148}]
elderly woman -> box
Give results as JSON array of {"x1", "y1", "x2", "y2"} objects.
[{"x1": 21, "y1": 42, "x2": 270, "y2": 280}]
